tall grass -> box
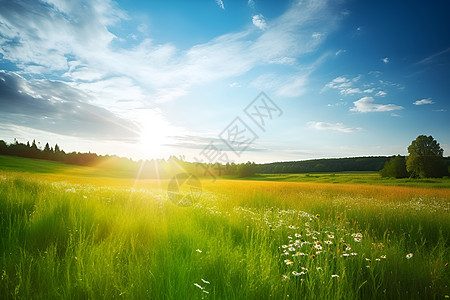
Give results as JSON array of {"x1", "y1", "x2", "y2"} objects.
[{"x1": 0, "y1": 172, "x2": 449, "y2": 299}]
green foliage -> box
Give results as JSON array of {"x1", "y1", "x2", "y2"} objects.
[
  {"x1": 259, "y1": 157, "x2": 392, "y2": 173},
  {"x1": 406, "y1": 135, "x2": 445, "y2": 178},
  {"x1": 237, "y1": 161, "x2": 258, "y2": 177},
  {"x1": 380, "y1": 155, "x2": 408, "y2": 178}
]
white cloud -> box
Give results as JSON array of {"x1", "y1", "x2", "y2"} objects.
[
  {"x1": 229, "y1": 82, "x2": 241, "y2": 88},
  {"x1": 308, "y1": 121, "x2": 361, "y2": 133},
  {"x1": 216, "y1": 0, "x2": 225, "y2": 10},
  {"x1": 382, "y1": 57, "x2": 390, "y2": 64},
  {"x1": 325, "y1": 76, "x2": 365, "y2": 95},
  {"x1": 413, "y1": 98, "x2": 434, "y2": 105},
  {"x1": 252, "y1": 14, "x2": 267, "y2": 30},
  {"x1": 312, "y1": 32, "x2": 324, "y2": 39},
  {"x1": 340, "y1": 87, "x2": 362, "y2": 95},
  {"x1": 350, "y1": 97, "x2": 403, "y2": 113},
  {"x1": 248, "y1": 0, "x2": 255, "y2": 8},
  {"x1": 251, "y1": 72, "x2": 308, "y2": 98},
  {"x1": 375, "y1": 90, "x2": 387, "y2": 97},
  {"x1": 0, "y1": 0, "x2": 342, "y2": 107},
  {"x1": 335, "y1": 49, "x2": 346, "y2": 56}
]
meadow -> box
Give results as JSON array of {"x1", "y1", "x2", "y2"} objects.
[{"x1": 0, "y1": 157, "x2": 449, "y2": 299}]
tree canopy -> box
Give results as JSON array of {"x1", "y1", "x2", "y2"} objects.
[
  {"x1": 406, "y1": 135, "x2": 445, "y2": 178},
  {"x1": 380, "y1": 155, "x2": 408, "y2": 178}
]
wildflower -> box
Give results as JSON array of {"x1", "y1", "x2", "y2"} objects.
[
  {"x1": 375, "y1": 258, "x2": 381, "y2": 261},
  {"x1": 203, "y1": 290, "x2": 209, "y2": 294},
  {"x1": 365, "y1": 258, "x2": 371, "y2": 262},
  {"x1": 289, "y1": 247, "x2": 296, "y2": 252},
  {"x1": 314, "y1": 245, "x2": 323, "y2": 251},
  {"x1": 282, "y1": 245, "x2": 288, "y2": 249},
  {"x1": 292, "y1": 271, "x2": 303, "y2": 276},
  {"x1": 196, "y1": 249, "x2": 202, "y2": 253},
  {"x1": 295, "y1": 233, "x2": 301, "y2": 238},
  {"x1": 328, "y1": 234, "x2": 335, "y2": 239},
  {"x1": 316, "y1": 267, "x2": 322, "y2": 271},
  {"x1": 284, "y1": 259, "x2": 294, "y2": 266},
  {"x1": 282, "y1": 275, "x2": 290, "y2": 280},
  {"x1": 380, "y1": 255, "x2": 387, "y2": 259},
  {"x1": 316, "y1": 214, "x2": 320, "y2": 218},
  {"x1": 331, "y1": 274, "x2": 339, "y2": 278},
  {"x1": 311, "y1": 254, "x2": 316, "y2": 259},
  {"x1": 194, "y1": 283, "x2": 204, "y2": 289},
  {"x1": 324, "y1": 240, "x2": 333, "y2": 245},
  {"x1": 201, "y1": 279, "x2": 210, "y2": 284},
  {"x1": 342, "y1": 253, "x2": 349, "y2": 257},
  {"x1": 282, "y1": 251, "x2": 289, "y2": 256},
  {"x1": 354, "y1": 237, "x2": 361, "y2": 242},
  {"x1": 406, "y1": 253, "x2": 413, "y2": 259},
  {"x1": 350, "y1": 252, "x2": 358, "y2": 256}
]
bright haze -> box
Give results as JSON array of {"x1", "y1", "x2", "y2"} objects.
[{"x1": 0, "y1": 0, "x2": 449, "y2": 163}]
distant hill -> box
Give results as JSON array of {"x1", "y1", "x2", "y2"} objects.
[{"x1": 257, "y1": 156, "x2": 450, "y2": 174}]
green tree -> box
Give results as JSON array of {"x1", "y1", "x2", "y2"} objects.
[
  {"x1": 406, "y1": 135, "x2": 445, "y2": 178},
  {"x1": 237, "y1": 162, "x2": 258, "y2": 177},
  {"x1": 380, "y1": 155, "x2": 408, "y2": 178}
]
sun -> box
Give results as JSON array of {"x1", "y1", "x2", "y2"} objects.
[{"x1": 136, "y1": 109, "x2": 176, "y2": 153}]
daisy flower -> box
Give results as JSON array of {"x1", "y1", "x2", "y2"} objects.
[{"x1": 406, "y1": 253, "x2": 413, "y2": 259}]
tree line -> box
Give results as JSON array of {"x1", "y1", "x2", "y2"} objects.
[
  {"x1": 258, "y1": 156, "x2": 391, "y2": 174},
  {"x1": 380, "y1": 135, "x2": 449, "y2": 178},
  {"x1": 0, "y1": 139, "x2": 259, "y2": 178},
  {"x1": 1, "y1": 135, "x2": 448, "y2": 179}
]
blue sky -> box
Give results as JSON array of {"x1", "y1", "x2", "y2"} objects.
[{"x1": 0, "y1": 0, "x2": 449, "y2": 163}]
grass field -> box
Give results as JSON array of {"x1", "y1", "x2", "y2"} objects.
[{"x1": 1, "y1": 157, "x2": 450, "y2": 299}]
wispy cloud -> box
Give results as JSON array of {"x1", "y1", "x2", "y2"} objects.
[
  {"x1": 350, "y1": 96, "x2": 403, "y2": 113},
  {"x1": 0, "y1": 71, "x2": 139, "y2": 140},
  {"x1": 413, "y1": 98, "x2": 434, "y2": 105},
  {"x1": 324, "y1": 76, "x2": 366, "y2": 95},
  {"x1": 375, "y1": 90, "x2": 387, "y2": 97},
  {"x1": 0, "y1": 0, "x2": 341, "y2": 107},
  {"x1": 252, "y1": 14, "x2": 267, "y2": 30},
  {"x1": 416, "y1": 47, "x2": 450, "y2": 65},
  {"x1": 216, "y1": 0, "x2": 225, "y2": 10},
  {"x1": 335, "y1": 49, "x2": 346, "y2": 56},
  {"x1": 382, "y1": 57, "x2": 390, "y2": 64},
  {"x1": 308, "y1": 121, "x2": 361, "y2": 133},
  {"x1": 248, "y1": 0, "x2": 255, "y2": 8}
]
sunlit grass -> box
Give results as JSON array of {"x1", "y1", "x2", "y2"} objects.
[{"x1": 0, "y1": 171, "x2": 449, "y2": 299}]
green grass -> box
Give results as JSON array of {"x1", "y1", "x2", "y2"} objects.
[
  {"x1": 0, "y1": 155, "x2": 134, "y2": 178},
  {"x1": 0, "y1": 170, "x2": 449, "y2": 299},
  {"x1": 1, "y1": 157, "x2": 450, "y2": 298},
  {"x1": 234, "y1": 172, "x2": 450, "y2": 188}
]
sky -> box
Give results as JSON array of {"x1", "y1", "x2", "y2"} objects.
[{"x1": 0, "y1": 0, "x2": 449, "y2": 163}]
